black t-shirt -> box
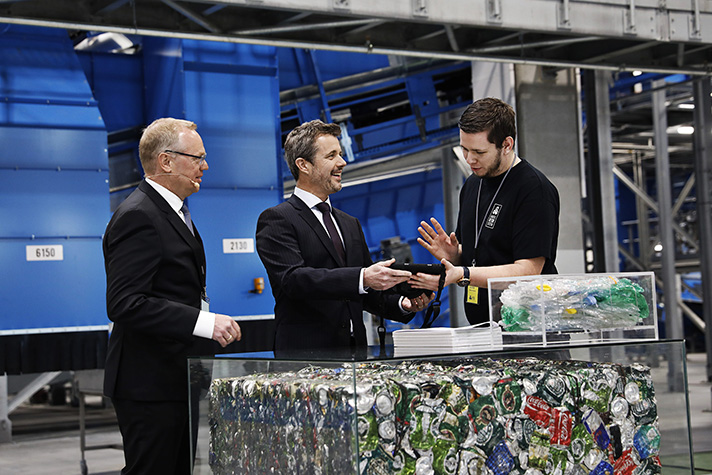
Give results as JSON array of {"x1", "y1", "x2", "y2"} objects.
[{"x1": 455, "y1": 158, "x2": 560, "y2": 324}]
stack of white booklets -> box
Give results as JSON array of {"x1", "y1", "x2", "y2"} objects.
[{"x1": 393, "y1": 322, "x2": 503, "y2": 356}]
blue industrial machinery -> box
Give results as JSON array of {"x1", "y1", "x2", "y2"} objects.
[
  {"x1": 280, "y1": 50, "x2": 470, "y2": 170},
  {"x1": 0, "y1": 25, "x2": 109, "y2": 373},
  {"x1": 1, "y1": 24, "x2": 472, "y2": 373},
  {"x1": 77, "y1": 35, "x2": 282, "y2": 354}
]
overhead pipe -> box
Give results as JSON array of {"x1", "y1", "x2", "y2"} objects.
[
  {"x1": 469, "y1": 35, "x2": 600, "y2": 54},
  {"x1": 234, "y1": 18, "x2": 382, "y2": 35}
]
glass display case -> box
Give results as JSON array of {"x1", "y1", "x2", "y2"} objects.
[
  {"x1": 487, "y1": 272, "x2": 659, "y2": 347},
  {"x1": 188, "y1": 340, "x2": 692, "y2": 474}
]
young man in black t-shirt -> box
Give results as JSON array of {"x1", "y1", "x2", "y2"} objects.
[{"x1": 410, "y1": 97, "x2": 560, "y2": 324}]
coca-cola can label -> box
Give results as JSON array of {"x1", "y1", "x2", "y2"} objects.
[
  {"x1": 550, "y1": 407, "x2": 572, "y2": 446},
  {"x1": 613, "y1": 448, "x2": 637, "y2": 475},
  {"x1": 523, "y1": 395, "x2": 553, "y2": 428}
]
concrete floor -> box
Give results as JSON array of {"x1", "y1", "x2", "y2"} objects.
[{"x1": 0, "y1": 352, "x2": 711, "y2": 474}]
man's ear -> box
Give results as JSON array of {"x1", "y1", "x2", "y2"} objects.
[
  {"x1": 158, "y1": 151, "x2": 172, "y2": 173},
  {"x1": 502, "y1": 136, "x2": 514, "y2": 153},
  {"x1": 295, "y1": 157, "x2": 310, "y2": 175}
]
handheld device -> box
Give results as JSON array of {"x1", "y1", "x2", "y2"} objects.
[{"x1": 390, "y1": 262, "x2": 444, "y2": 299}]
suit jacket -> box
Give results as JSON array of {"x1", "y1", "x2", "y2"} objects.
[
  {"x1": 256, "y1": 194, "x2": 412, "y2": 351},
  {"x1": 103, "y1": 180, "x2": 215, "y2": 401}
]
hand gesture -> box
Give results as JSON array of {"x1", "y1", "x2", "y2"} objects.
[
  {"x1": 417, "y1": 217, "x2": 460, "y2": 263},
  {"x1": 363, "y1": 258, "x2": 411, "y2": 291}
]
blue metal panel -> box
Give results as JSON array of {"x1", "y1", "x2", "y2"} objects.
[
  {"x1": 0, "y1": 238, "x2": 106, "y2": 333},
  {"x1": 0, "y1": 25, "x2": 103, "y2": 130},
  {"x1": 180, "y1": 41, "x2": 280, "y2": 190},
  {"x1": 77, "y1": 52, "x2": 145, "y2": 132},
  {"x1": 189, "y1": 188, "x2": 281, "y2": 317},
  {"x1": 183, "y1": 71, "x2": 280, "y2": 189},
  {"x1": 296, "y1": 100, "x2": 324, "y2": 125},
  {"x1": 184, "y1": 41, "x2": 278, "y2": 70},
  {"x1": 0, "y1": 25, "x2": 110, "y2": 341},
  {"x1": 0, "y1": 127, "x2": 108, "y2": 169},
  {"x1": 142, "y1": 37, "x2": 186, "y2": 121},
  {"x1": 0, "y1": 102, "x2": 104, "y2": 130},
  {"x1": 0, "y1": 169, "x2": 109, "y2": 238},
  {"x1": 277, "y1": 49, "x2": 389, "y2": 91},
  {"x1": 366, "y1": 188, "x2": 399, "y2": 245},
  {"x1": 0, "y1": 27, "x2": 94, "y2": 100}
]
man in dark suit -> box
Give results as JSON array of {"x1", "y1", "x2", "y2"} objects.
[
  {"x1": 103, "y1": 118, "x2": 242, "y2": 475},
  {"x1": 256, "y1": 120, "x2": 431, "y2": 352}
]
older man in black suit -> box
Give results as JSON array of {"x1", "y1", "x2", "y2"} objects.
[
  {"x1": 256, "y1": 120, "x2": 431, "y2": 353},
  {"x1": 103, "y1": 118, "x2": 241, "y2": 474}
]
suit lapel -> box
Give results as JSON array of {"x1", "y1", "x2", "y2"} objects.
[
  {"x1": 289, "y1": 195, "x2": 345, "y2": 266},
  {"x1": 139, "y1": 181, "x2": 207, "y2": 286},
  {"x1": 331, "y1": 208, "x2": 355, "y2": 264}
]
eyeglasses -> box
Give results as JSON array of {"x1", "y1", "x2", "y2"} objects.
[{"x1": 164, "y1": 149, "x2": 207, "y2": 165}]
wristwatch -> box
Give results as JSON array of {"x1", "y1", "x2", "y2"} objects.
[{"x1": 457, "y1": 266, "x2": 470, "y2": 287}]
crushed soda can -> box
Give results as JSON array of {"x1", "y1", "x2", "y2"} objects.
[
  {"x1": 582, "y1": 408, "x2": 610, "y2": 451},
  {"x1": 549, "y1": 407, "x2": 572, "y2": 447},
  {"x1": 486, "y1": 440, "x2": 516, "y2": 475},
  {"x1": 633, "y1": 425, "x2": 661, "y2": 459},
  {"x1": 613, "y1": 448, "x2": 638, "y2": 475},
  {"x1": 523, "y1": 395, "x2": 553, "y2": 429},
  {"x1": 528, "y1": 429, "x2": 551, "y2": 470}
]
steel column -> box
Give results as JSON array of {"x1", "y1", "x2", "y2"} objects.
[
  {"x1": 652, "y1": 79, "x2": 684, "y2": 392},
  {"x1": 0, "y1": 376, "x2": 10, "y2": 443},
  {"x1": 692, "y1": 77, "x2": 712, "y2": 381},
  {"x1": 587, "y1": 70, "x2": 620, "y2": 272},
  {"x1": 633, "y1": 153, "x2": 651, "y2": 268},
  {"x1": 442, "y1": 147, "x2": 467, "y2": 328}
]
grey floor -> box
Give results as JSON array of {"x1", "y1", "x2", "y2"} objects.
[{"x1": 1, "y1": 352, "x2": 711, "y2": 474}]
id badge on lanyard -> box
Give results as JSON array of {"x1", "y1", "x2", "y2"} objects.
[
  {"x1": 466, "y1": 285, "x2": 479, "y2": 304},
  {"x1": 201, "y1": 286, "x2": 210, "y2": 312},
  {"x1": 470, "y1": 158, "x2": 514, "y2": 306}
]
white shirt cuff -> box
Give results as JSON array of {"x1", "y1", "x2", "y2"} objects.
[
  {"x1": 193, "y1": 310, "x2": 216, "y2": 339},
  {"x1": 398, "y1": 296, "x2": 409, "y2": 313},
  {"x1": 359, "y1": 268, "x2": 368, "y2": 294}
]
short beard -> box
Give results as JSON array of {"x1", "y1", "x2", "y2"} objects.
[{"x1": 483, "y1": 148, "x2": 504, "y2": 178}]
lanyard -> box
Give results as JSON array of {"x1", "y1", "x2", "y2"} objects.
[{"x1": 473, "y1": 156, "x2": 516, "y2": 264}]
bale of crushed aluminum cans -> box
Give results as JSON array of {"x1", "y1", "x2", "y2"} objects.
[{"x1": 208, "y1": 357, "x2": 661, "y2": 474}]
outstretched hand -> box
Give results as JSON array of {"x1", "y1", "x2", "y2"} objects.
[{"x1": 417, "y1": 217, "x2": 460, "y2": 263}]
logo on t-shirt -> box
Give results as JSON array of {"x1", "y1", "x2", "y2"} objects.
[{"x1": 485, "y1": 204, "x2": 502, "y2": 229}]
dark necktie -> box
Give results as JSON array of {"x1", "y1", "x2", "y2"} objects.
[
  {"x1": 316, "y1": 201, "x2": 345, "y2": 264},
  {"x1": 181, "y1": 202, "x2": 195, "y2": 236}
]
